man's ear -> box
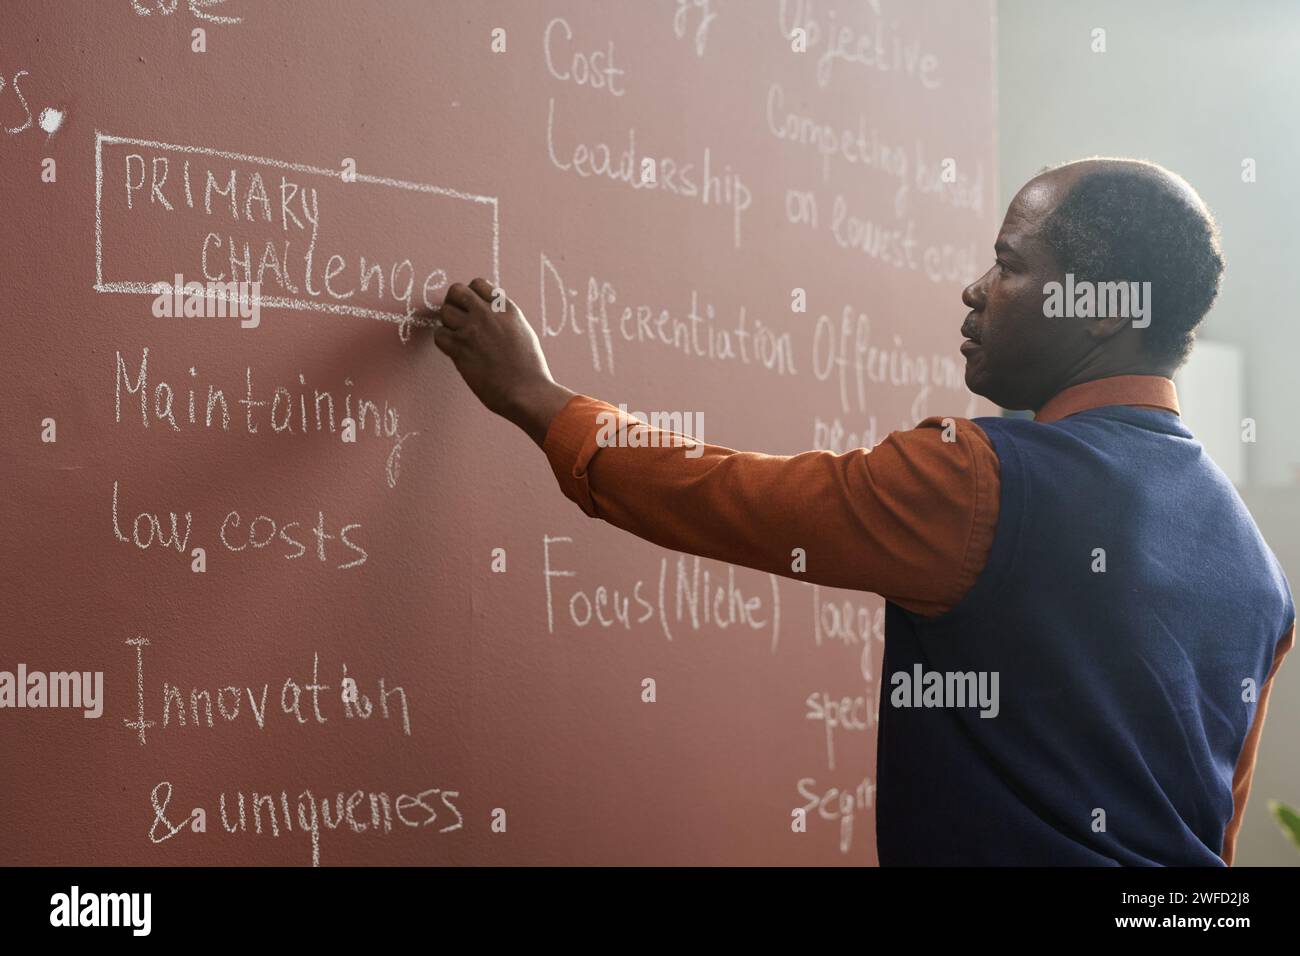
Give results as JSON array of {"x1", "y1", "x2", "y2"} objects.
[{"x1": 1087, "y1": 314, "x2": 1130, "y2": 340}]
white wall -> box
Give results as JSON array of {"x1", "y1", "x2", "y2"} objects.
[
  {"x1": 998, "y1": 0, "x2": 1300, "y2": 487},
  {"x1": 1176, "y1": 341, "x2": 1245, "y2": 485}
]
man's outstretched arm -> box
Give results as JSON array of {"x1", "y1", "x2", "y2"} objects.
[{"x1": 431, "y1": 279, "x2": 999, "y2": 617}]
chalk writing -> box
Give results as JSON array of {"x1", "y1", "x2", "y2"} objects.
[
  {"x1": 805, "y1": 689, "x2": 874, "y2": 770},
  {"x1": 672, "y1": 0, "x2": 717, "y2": 56},
  {"x1": 544, "y1": 100, "x2": 751, "y2": 248},
  {"x1": 544, "y1": 18, "x2": 626, "y2": 96},
  {"x1": 148, "y1": 778, "x2": 462, "y2": 866},
  {"x1": 778, "y1": 0, "x2": 941, "y2": 90},
  {"x1": 95, "y1": 133, "x2": 497, "y2": 327},
  {"x1": 114, "y1": 347, "x2": 416, "y2": 488},
  {"x1": 795, "y1": 773, "x2": 875, "y2": 854},
  {"x1": 110, "y1": 480, "x2": 368, "y2": 570},
  {"x1": 811, "y1": 583, "x2": 883, "y2": 683},
  {"x1": 123, "y1": 640, "x2": 409, "y2": 743},
  {"x1": 811, "y1": 306, "x2": 969, "y2": 418},
  {"x1": 539, "y1": 253, "x2": 795, "y2": 376},
  {"x1": 131, "y1": 0, "x2": 242, "y2": 25},
  {"x1": 766, "y1": 82, "x2": 908, "y2": 190},
  {"x1": 543, "y1": 535, "x2": 783, "y2": 652}
]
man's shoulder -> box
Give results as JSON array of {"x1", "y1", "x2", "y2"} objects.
[{"x1": 896, "y1": 415, "x2": 999, "y2": 461}]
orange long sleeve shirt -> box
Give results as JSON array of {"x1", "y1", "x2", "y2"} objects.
[{"x1": 541, "y1": 374, "x2": 1293, "y2": 864}]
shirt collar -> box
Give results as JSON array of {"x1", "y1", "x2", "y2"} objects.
[{"x1": 1034, "y1": 374, "x2": 1180, "y2": 424}]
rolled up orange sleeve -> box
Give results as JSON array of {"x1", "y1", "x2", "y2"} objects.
[{"x1": 542, "y1": 395, "x2": 1000, "y2": 617}]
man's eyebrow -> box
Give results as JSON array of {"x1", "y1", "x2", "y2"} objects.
[{"x1": 994, "y1": 238, "x2": 1022, "y2": 259}]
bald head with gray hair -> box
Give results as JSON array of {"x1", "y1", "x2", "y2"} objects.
[{"x1": 1037, "y1": 157, "x2": 1225, "y2": 365}]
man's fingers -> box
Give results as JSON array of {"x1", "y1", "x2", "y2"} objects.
[
  {"x1": 432, "y1": 325, "x2": 462, "y2": 357},
  {"x1": 468, "y1": 277, "x2": 497, "y2": 303},
  {"x1": 436, "y1": 300, "x2": 470, "y2": 331},
  {"x1": 444, "y1": 282, "x2": 479, "y2": 313},
  {"x1": 441, "y1": 277, "x2": 505, "y2": 329}
]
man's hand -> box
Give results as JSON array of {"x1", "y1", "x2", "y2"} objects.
[{"x1": 431, "y1": 278, "x2": 575, "y2": 447}]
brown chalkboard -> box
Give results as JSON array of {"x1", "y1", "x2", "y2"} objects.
[{"x1": 2, "y1": 0, "x2": 995, "y2": 865}]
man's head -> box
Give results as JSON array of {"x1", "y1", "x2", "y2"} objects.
[{"x1": 960, "y1": 158, "x2": 1225, "y2": 410}]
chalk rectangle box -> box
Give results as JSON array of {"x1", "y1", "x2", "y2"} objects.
[{"x1": 94, "y1": 131, "x2": 499, "y2": 326}]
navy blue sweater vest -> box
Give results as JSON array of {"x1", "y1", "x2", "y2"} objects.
[{"x1": 877, "y1": 406, "x2": 1294, "y2": 865}]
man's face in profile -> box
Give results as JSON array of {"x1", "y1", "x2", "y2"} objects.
[{"x1": 960, "y1": 170, "x2": 1092, "y2": 411}]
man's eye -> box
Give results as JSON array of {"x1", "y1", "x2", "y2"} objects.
[{"x1": 995, "y1": 259, "x2": 1010, "y2": 275}]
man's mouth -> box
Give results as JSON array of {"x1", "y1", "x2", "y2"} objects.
[{"x1": 960, "y1": 317, "x2": 982, "y2": 351}]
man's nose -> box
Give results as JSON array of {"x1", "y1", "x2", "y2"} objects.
[{"x1": 962, "y1": 276, "x2": 985, "y2": 311}]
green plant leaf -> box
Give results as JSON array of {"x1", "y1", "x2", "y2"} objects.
[{"x1": 1268, "y1": 800, "x2": 1300, "y2": 851}]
